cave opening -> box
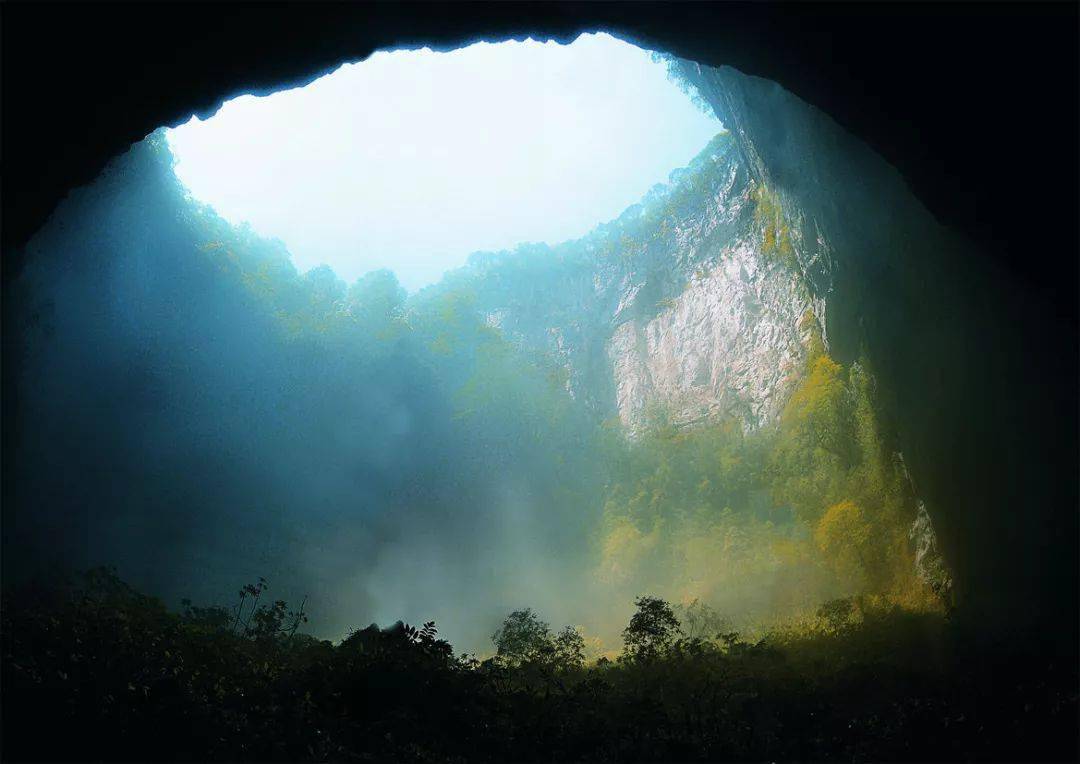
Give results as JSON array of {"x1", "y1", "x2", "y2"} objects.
[
  {"x1": 2, "y1": 11, "x2": 1077, "y2": 760},
  {"x1": 164, "y1": 33, "x2": 721, "y2": 292}
]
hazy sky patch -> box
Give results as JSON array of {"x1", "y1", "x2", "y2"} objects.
[{"x1": 166, "y1": 33, "x2": 720, "y2": 291}]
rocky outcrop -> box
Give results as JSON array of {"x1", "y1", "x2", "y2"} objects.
[
  {"x1": 674, "y1": 60, "x2": 963, "y2": 598},
  {"x1": 910, "y1": 501, "x2": 952, "y2": 600},
  {"x1": 430, "y1": 130, "x2": 828, "y2": 435},
  {"x1": 608, "y1": 241, "x2": 816, "y2": 431}
]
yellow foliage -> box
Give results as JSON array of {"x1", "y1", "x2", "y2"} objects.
[
  {"x1": 771, "y1": 536, "x2": 810, "y2": 567},
  {"x1": 784, "y1": 354, "x2": 845, "y2": 423},
  {"x1": 815, "y1": 500, "x2": 873, "y2": 584},
  {"x1": 600, "y1": 344, "x2": 945, "y2": 626},
  {"x1": 752, "y1": 183, "x2": 798, "y2": 269},
  {"x1": 598, "y1": 517, "x2": 659, "y2": 586},
  {"x1": 795, "y1": 310, "x2": 828, "y2": 363}
]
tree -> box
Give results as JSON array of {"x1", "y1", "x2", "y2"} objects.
[
  {"x1": 621, "y1": 596, "x2": 681, "y2": 661},
  {"x1": 346, "y1": 268, "x2": 405, "y2": 325},
  {"x1": 769, "y1": 352, "x2": 853, "y2": 524},
  {"x1": 675, "y1": 598, "x2": 729, "y2": 641},
  {"x1": 552, "y1": 626, "x2": 586, "y2": 670},
  {"x1": 814, "y1": 499, "x2": 876, "y2": 585},
  {"x1": 492, "y1": 608, "x2": 551, "y2": 665}
]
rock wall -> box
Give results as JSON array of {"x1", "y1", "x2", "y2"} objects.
[
  {"x1": 674, "y1": 61, "x2": 975, "y2": 616},
  {"x1": 434, "y1": 130, "x2": 828, "y2": 435},
  {"x1": 433, "y1": 62, "x2": 959, "y2": 600},
  {"x1": 608, "y1": 239, "x2": 818, "y2": 432}
]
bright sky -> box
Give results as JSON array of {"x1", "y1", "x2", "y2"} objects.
[{"x1": 166, "y1": 33, "x2": 721, "y2": 292}]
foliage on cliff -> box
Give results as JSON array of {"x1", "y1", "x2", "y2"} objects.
[
  {"x1": 752, "y1": 183, "x2": 798, "y2": 269},
  {"x1": 598, "y1": 333, "x2": 939, "y2": 623}
]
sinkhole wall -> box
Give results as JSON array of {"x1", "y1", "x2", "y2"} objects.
[{"x1": 677, "y1": 61, "x2": 1077, "y2": 649}]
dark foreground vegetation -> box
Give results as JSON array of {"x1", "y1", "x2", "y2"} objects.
[{"x1": 2, "y1": 569, "x2": 1075, "y2": 763}]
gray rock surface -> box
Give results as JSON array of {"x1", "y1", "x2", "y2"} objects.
[
  {"x1": 428, "y1": 130, "x2": 828, "y2": 435},
  {"x1": 609, "y1": 239, "x2": 818, "y2": 433}
]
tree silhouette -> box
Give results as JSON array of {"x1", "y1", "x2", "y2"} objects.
[{"x1": 621, "y1": 595, "x2": 681, "y2": 661}]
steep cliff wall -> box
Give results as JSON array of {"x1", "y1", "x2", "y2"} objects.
[
  {"x1": 421, "y1": 66, "x2": 958, "y2": 601},
  {"x1": 670, "y1": 62, "x2": 1066, "y2": 629},
  {"x1": 423, "y1": 131, "x2": 827, "y2": 436}
]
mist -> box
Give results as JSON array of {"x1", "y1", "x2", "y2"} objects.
[{"x1": 8, "y1": 134, "x2": 596, "y2": 648}]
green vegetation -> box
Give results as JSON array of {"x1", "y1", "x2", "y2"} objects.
[
  {"x1": 597, "y1": 333, "x2": 943, "y2": 631},
  {"x1": 3, "y1": 569, "x2": 1074, "y2": 762}
]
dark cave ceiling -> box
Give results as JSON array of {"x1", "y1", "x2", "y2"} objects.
[{"x1": 2, "y1": 2, "x2": 1077, "y2": 311}]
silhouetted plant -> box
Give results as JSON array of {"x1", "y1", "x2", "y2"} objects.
[
  {"x1": 621, "y1": 595, "x2": 682, "y2": 662},
  {"x1": 226, "y1": 578, "x2": 309, "y2": 639},
  {"x1": 492, "y1": 608, "x2": 552, "y2": 665},
  {"x1": 180, "y1": 598, "x2": 231, "y2": 632},
  {"x1": 553, "y1": 625, "x2": 587, "y2": 670},
  {"x1": 676, "y1": 598, "x2": 729, "y2": 641}
]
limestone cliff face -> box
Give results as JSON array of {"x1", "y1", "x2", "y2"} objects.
[
  {"x1": 673, "y1": 60, "x2": 953, "y2": 596},
  {"x1": 608, "y1": 240, "x2": 822, "y2": 432},
  {"x1": 430, "y1": 130, "x2": 828, "y2": 435}
]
